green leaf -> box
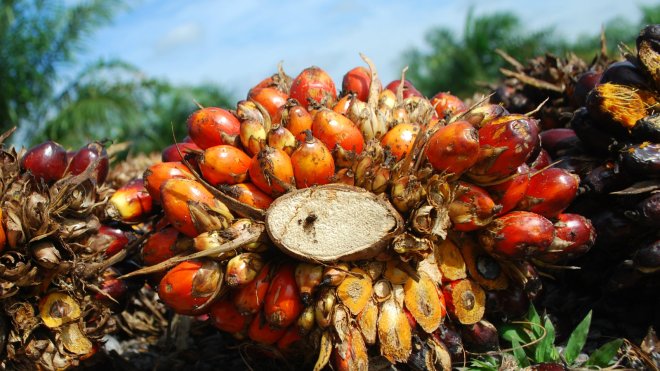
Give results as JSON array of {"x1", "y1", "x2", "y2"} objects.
[
  {"x1": 511, "y1": 338, "x2": 530, "y2": 368},
  {"x1": 527, "y1": 304, "x2": 543, "y2": 339},
  {"x1": 584, "y1": 339, "x2": 624, "y2": 367},
  {"x1": 500, "y1": 323, "x2": 531, "y2": 345},
  {"x1": 535, "y1": 315, "x2": 558, "y2": 363},
  {"x1": 564, "y1": 310, "x2": 592, "y2": 365}
]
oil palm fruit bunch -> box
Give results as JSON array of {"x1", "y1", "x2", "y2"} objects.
[
  {"x1": 113, "y1": 53, "x2": 597, "y2": 370},
  {"x1": 490, "y1": 25, "x2": 659, "y2": 344},
  {"x1": 0, "y1": 130, "x2": 149, "y2": 369}
]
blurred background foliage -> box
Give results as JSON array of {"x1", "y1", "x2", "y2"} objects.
[{"x1": 1, "y1": 1, "x2": 658, "y2": 153}]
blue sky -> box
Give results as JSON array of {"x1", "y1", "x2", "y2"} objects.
[{"x1": 77, "y1": 0, "x2": 657, "y2": 98}]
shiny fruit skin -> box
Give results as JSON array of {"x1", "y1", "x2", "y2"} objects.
[
  {"x1": 430, "y1": 92, "x2": 467, "y2": 119},
  {"x1": 248, "y1": 147, "x2": 295, "y2": 197},
  {"x1": 143, "y1": 162, "x2": 195, "y2": 204},
  {"x1": 68, "y1": 142, "x2": 109, "y2": 183},
  {"x1": 528, "y1": 149, "x2": 552, "y2": 171},
  {"x1": 312, "y1": 109, "x2": 364, "y2": 154},
  {"x1": 248, "y1": 87, "x2": 288, "y2": 121},
  {"x1": 107, "y1": 179, "x2": 153, "y2": 223},
  {"x1": 380, "y1": 123, "x2": 419, "y2": 161},
  {"x1": 161, "y1": 142, "x2": 201, "y2": 164},
  {"x1": 199, "y1": 145, "x2": 251, "y2": 186},
  {"x1": 425, "y1": 121, "x2": 480, "y2": 177},
  {"x1": 96, "y1": 225, "x2": 131, "y2": 258},
  {"x1": 187, "y1": 107, "x2": 241, "y2": 149},
  {"x1": 222, "y1": 183, "x2": 274, "y2": 209},
  {"x1": 449, "y1": 181, "x2": 502, "y2": 232},
  {"x1": 264, "y1": 264, "x2": 303, "y2": 328},
  {"x1": 289, "y1": 66, "x2": 337, "y2": 109},
  {"x1": 20, "y1": 140, "x2": 68, "y2": 182},
  {"x1": 343, "y1": 66, "x2": 378, "y2": 102},
  {"x1": 538, "y1": 213, "x2": 595, "y2": 263},
  {"x1": 468, "y1": 115, "x2": 540, "y2": 183},
  {"x1": 291, "y1": 132, "x2": 335, "y2": 188},
  {"x1": 479, "y1": 211, "x2": 555, "y2": 259},
  {"x1": 385, "y1": 79, "x2": 423, "y2": 99},
  {"x1": 517, "y1": 168, "x2": 579, "y2": 218},
  {"x1": 234, "y1": 263, "x2": 271, "y2": 315},
  {"x1": 141, "y1": 226, "x2": 192, "y2": 266},
  {"x1": 279, "y1": 101, "x2": 313, "y2": 141},
  {"x1": 619, "y1": 142, "x2": 660, "y2": 178},
  {"x1": 209, "y1": 297, "x2": 250, "y2": 334},
  {"x1": 160, "y1": 178, "x2": 233, "y2": 237},
  {"x1": 267, "y1": 124, "x2": 297, "y2": 155},
  {"x1": 158, "y1": 259, "x2": 222, "y2": 315},
  {"x1": 487, "y1": 164, "x2": 530, "y2": 216}
]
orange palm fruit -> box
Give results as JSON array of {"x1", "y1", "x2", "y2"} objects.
[
  {"x1": 209, "y1": 297, "x2": 251, "y2": 334},
  {"x1": 247, "y1": 312, "x2": 287, "y2": 345},
  {"x1": 143, "y1": 162, "x2": 195, "y2": 204},
  {"x1": 380, "y1": 123, "x2": 419, "y2": 161},
  {"x1": 248, "y1": 147, "x2": 295, "y2": 197},
  {"x1": 332, "y1": 93, "x2": 356, "y2": 115},
  {"x1": 289, "y1": 66, "x2": 337, "y2": 109},
  {"x1": 279, "y1": 99, "x2": 313, "y2": 141},
  {"x1": 264, "y1": 264, "x2": 303, "y2": 328},
  {"x1": 294, "y1": 263, "x2": 323, "y2": 305},
  {"x1": 248, "y1": 87, "x2": 288, "y2": 121},
  {"x1": 158, "y1": 259, "x2": 223, "y2": 315},
  {"x1": 141, "y1": 226, "x2": 193, "y2": 266},
  {"x1": 425, "y1": 120, "x2": 480, "y2": 178},
  {"x1": 160, "y1": 178, "x2": 233, "y2": 237},
  {"x1": 106, "y1": 179, "x2": 153, "y2": 223},
  {"x1": 187, "y1": 107, "x2": 241, "y2": 149},
  {"x1": 233, "y1": 263, "x2": 271, "y2": 315},
  {"x1": 225, "y1": 253, "x2": 264, "y2": 287},
  {"x1": 312, "y1": 108, "x2": 365, "y2": 155},
  {"x1": 290, "y1": 131, "x2": 335, "y2": 188},
  {"x1": 449, "y1": 181, "x2": 502, "y2": 232},
  {"x1": 199, "y1": 145, "x2": 251, "y2": 186},
  {"x1": 267, "y1": 123, "x2": 297, "y2": 155},
  {"x1": 430, "y1": 91, "x2": 467, "y2": 119},
  {"x1": 221, "y1": 183, "x2": 273, "y2": 210}
]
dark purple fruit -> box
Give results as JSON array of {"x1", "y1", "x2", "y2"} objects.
[
  {"x1": 631, "y1": 114, "x2": 660, "y2": 142},
  {"x1": 69, "y1": 142, "x2": 109, "y2": 183},
  {"x1": 570, "y1": 108, "x2": 619, "y2": 155},
  {"x1": 570, "y1": 70, "x2": 601, "y2": 107},
  {"x1": 580, "y1": 161, "x2": 632, "y2": 194},
  {"x1": 486, "y1": 285, "x2": 529, "y2": 320},
  {"x1": 540, "y1": 128, "x2": 583, "y2": 158},
  {"x1": 434, "y1": 324, "x2": 464, "y2": 362},
  {"x1": 632, "y1": 240, "x2": 660, "y2": 274},
  {"x1": 599, "y1": 60, "x2": 650, "y2": 89},
  {"x1": 20, "y1": 140, "x2": 68, "y2": 182},
  {"x1": 618, "y1": 142, "x2": 660, "y2": 179},
  {"x1": 460, "y1": 320, "x2": 500, "y2": 352},
  {"x1": 624, "y1": 193, "x2": 660, "y2": 227}
]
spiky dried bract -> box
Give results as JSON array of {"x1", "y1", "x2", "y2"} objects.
[{"x1": 266, "y1": 185, "x2": 403, "y2": 262}]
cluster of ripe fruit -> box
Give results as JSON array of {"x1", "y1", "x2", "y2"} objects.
[{"x1": 95, "y1": 52, "x2": 598, "y2": 370}]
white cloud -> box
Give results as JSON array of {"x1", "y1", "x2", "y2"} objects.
[{"x1": 155, "y1": 22, "x2": 204, "y2": 55}]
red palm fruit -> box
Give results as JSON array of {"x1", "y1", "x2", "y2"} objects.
[
  {"x1": 225, "y1": 253, "x2": 264, "y2": 287},
  {"x1": 247, "y1": 312, "x2": 287, "y2": 345},
  {"x1": 143, "y1": 162, "x2": 195, "y2": 204},
  {"x1": 289, "y1": 66, "x2": 337, "y2": 109},
  {"x1": 141, "y1": 226, "x2": 193, "y2": 266},
  {"x1": 449, "y1": 182, "x2": 502, "y2": 232},
  {"x1": 91, "y1": 225, "x2": 131, "y2": 257},
  {"x1": 479, "y1": 211, "x2": 555, "y2": 259},
  {"x1": 312, "y1": 108, "x2": 364, "y2": 154},
  {"x1": 248, "y1": 87, "x2": 288, "y2": 121},
  {"x1": 277, "y1": 326, "x2": 303, "y2": 352},
  {"x1": 240, "y1": 119, "x2": 267, "y2": 156},
  {"x1": 430, "y1": 92, "x2": 467, "y2": 119},
  {"x1": 487, "y1": 164, "x2": 531, "y2": 216},
  {"x1": 425, "y1": 120, "x2": 480, "y2": 177},
  {"x1": 187, "y1": 107, "x2": 241, "y2": 149},
  {"x1": 107, "y1": 179, "x2": 153, "y2": 223},
  {"x1": 295, "y1": 263, "x2": 323, "y2": 305},
  {"x1": 343, "y1": 66, "x2": 379, "y2": 102},
  {"x1": 267, "y1": 124, "x2": 297, "y2": 155},
  {"x1": 333, "y1": 168, "x2": 355, "y2": 186},
  {"x1": 158, "y1": 259, "x2": 223, "y2": 315},
  {"x1": 385, "y1": 79, "x2": 423, "y2": 99},
  {"x1": 160, "y1": 178, "x2": 233, "y2": 237},
  {"x1": 290, "y1": 131, "x2": 335, "y2": 188},
  {"x1": 517, "y1": 168, "x2": 579, "y2": 218},
  {"x1": 539, "y1": 128, "x2": 578, "y2": 157},
  {"x1": 221, "y1": 183, "x2": 273, "y2": 209},
  {"x1": 248, "y1": 147, "x2": 295, "y2": 197},
  {"x1": 0, "y1": 210, "x2": 6, "y2": 253},
  {"x1": 537, "y1": 213, "x2": 596, "y2": 263},
  {"x1": 20, "y1": 140, "x2": 68, "y2": 182},
  {"x1": 161, "y1": 141, "x2": 201, "y2": 165},
  {"x1": 209, "y1": 297, "x2": 251, "y2": 334},
  {"x1": 380, "y1": 123, "x2": 419, "y2": 161},
  {"x1": 264, "y1": 264, "x2": 303, "y2": 328},
  {"x1": 278, "y1": 99, "x2": 313, "y2": 141},
  {"x1": 95, "y1": 267, "x2": 129, "y2": 306},
  {"x1": 529, "y1": 149, "x2": 552, "y2": 171},
  {"x1": 234, "y1": 263, "x2": 271, "y2": 315},
  {"x1": 68, "y1": 142, "x2": 109, "y2": 183},
  {"x1": 199, "y1": 145, "x2": 251, "y2": 186},
  {"x1": 467, "y1": 115, "x2": 540, "y2": 183}
]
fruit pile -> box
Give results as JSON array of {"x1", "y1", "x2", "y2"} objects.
[
  {"x1": 0, "y1": 132, "x2": 142, "y2": 369},
  {"x1": 103, "y1": 52, "x2": 602, "y2": 370},
  {"x1": 490, "y1": 26, "x2": 659, "y2": 343}
]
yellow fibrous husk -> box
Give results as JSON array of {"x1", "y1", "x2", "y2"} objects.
[
  {"x1": 404, "y1": 273, "x2": 445, "y2": 333},
  {"x1": 337, "y1": 268, "x2": 373, "y2": 315}
]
